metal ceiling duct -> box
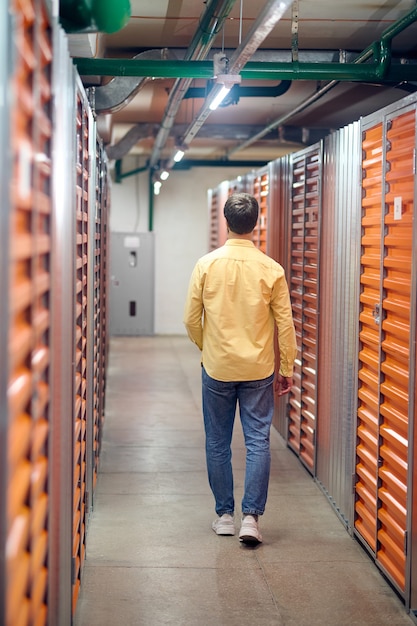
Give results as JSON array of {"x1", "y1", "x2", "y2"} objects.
[
  {"x1": 94, "y1": 49, "x2": 169, "y2": 115},
  {"x1": 148, "y1": 0, "x2": 237, "y2": 169}
]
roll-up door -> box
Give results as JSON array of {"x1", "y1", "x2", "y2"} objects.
[
  {"x1": 355, "y1": 108, "x2": 415, "y2": 596},
  {"x1": 287, "y1": 146, "x2": 321, "y2": 473},
  {"x1": 252, "y1": 169, "x2": 269, "y2": 253},
  {"x1": 73, "y1": 88, "x2": 90, "y2": 611},
  {"x1": 6, "y1": 0, "x2": 53, "y2": 624}
]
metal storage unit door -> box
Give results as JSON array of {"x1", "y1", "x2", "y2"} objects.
[
  {"x1": 0, "y1": 1, "x2": 10, "y2": 619},
  {"x1": 207, "y1": 180, "x2": 229, "y2": 250},
  {"x1": 355, "y1": 104, "x2": 416, "y2": 596},
  {"x1": 287, "y1": 145, "x2": 322, "y2": 473},
  {"x1": 73, "y1": 85, "x2": 90, "y2": 611},
  {"x1": 91, "y1": 140, "x2": 109, "y2": 490},
  {"x1": 6, "y1": 0, "x2": 53, "y2": 623},
  {"x1": 251, "y1": 167, "x2": 269, "y2": 253}
]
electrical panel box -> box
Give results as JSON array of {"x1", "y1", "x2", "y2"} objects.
[{"x1": 109, "y1": 232, "x2": 154, "y2": 335}]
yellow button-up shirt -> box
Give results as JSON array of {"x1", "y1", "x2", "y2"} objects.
[{"x1": 183, "y1": 239, "x2": 298, "y2": 381}]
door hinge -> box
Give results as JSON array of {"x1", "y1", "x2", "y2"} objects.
[
  {"x1": 352, "y1": 473, "x2": 356, "y2": 494},
  {"x1": 404, "y1": 530, "x2": 408, "y2": 555}
]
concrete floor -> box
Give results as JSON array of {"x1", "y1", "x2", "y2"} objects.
[{"x1": 74, "y1": 336, "x2": 414, "y2": 626}]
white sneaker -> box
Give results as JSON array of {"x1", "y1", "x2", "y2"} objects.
[
  {"x1": 239, "y1": 515, "x2": 262, "y2": 544},
  {"x1": 212, "y1": 513, "x2": 235, "y2": 535}
]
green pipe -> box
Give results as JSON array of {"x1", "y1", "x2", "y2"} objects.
[
  {"x1": 74, "y1": 57, "x2": 417, "y2": 83},
  {"x1": 60, "y1": 0, "x2": 130, "y2": 34},
  {"x1": 74, "y1": 5, "x2": 417, "y2": 81},
  {"x1": 114, "y1": 159, "x2": 148, "y2": 181}
]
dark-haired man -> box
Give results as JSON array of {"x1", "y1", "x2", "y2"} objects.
[{"x1": 183, "y1": 192, "x2": 297, "y2": 544}]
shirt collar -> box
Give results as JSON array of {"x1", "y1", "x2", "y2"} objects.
[{"x1": 225, "y1": 239, "x2": 255, "y2": 247}]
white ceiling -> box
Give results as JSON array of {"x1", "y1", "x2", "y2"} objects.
[{"x1": 71, "y1": 0, "x2": 417, "y2": 168}]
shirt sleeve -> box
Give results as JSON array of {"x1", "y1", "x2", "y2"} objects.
[
  {"x1": 183, "y1": 262, "x2": 204, "y2": 350},
  {"x1": 270, "y1": 272, "x2": 298, "y2": 377}
]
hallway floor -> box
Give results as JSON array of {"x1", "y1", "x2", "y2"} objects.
[{"x1": 74, "y1": 336, "x2": 413, "y2": 626}]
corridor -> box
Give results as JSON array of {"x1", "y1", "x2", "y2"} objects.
[{"x1": 74, "y1": 336, "x2": 413, "y2": 626}]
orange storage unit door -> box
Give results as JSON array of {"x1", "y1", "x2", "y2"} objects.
[
  {"x1": 91, "y1": 139, "x2": 110, "y2": 488},
  {"x1": 72, "y1": 86, "x2": 90, "y2": 612},
  {"x1": 252, "y1": 168, "x2": 269, "y2": 253},
  {"x1": 0, "y1": 0, "x2": 10, "y2": 619},
  {"x1": 355, "y1": 106, "x2": 415, "y2": 596},
  {"x1": 287, "y1": 145, "x2": 322, "y2": 474},
  {"x1": 6, "y1": 0, "x2": 53, "y2": 624}
]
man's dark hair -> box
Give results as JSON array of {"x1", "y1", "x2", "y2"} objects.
[{"x1": 223, "y1": 193, "x2": 259, "y2": 234}]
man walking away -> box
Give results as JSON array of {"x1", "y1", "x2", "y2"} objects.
[{"x1": 183, "y1": 192, "x2": 297, "y2": 544}]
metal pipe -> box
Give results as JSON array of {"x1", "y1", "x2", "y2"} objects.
[
  {"x1": 149, "y1": 0, "x2": 237, "y2": 169},
  {"x1": 179, "y1": 0, "x2": 295, "y2": 160},
  {"x1": 227, "y1": 4, "x2": 417, "y2": 156},
  {"x1": 73, "y1": 57, "x2": 417, "y2": 83},
  {"x1": 74, "y1": 5, "x2": 417, "y2": 82}
]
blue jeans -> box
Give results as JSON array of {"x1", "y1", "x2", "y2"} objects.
[{"x1": 201, "y1": 366, "x2": 274, "y2": 517}]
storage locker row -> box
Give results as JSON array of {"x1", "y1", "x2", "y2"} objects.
[
  {"x1": 0, "y1": 2, "x2": 110, "y2": 624},
  {"x1": 207, "y1": 93, "x2": 417, "y2": 615}
]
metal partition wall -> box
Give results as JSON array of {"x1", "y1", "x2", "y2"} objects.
[
  {"x1": 48, "y1": 22, "x2": 77, "y2": 626},
  {"x1": 6, "y1": 1, "x2": 54, "y2": 623},
  {"x1": 92, "y1": 140, "x2": 110, "y2": 493},
  {"x1": 0, "y1": 2, "x2": 11, "y2": 622},
  {"x1": 268, "y1": 156, "x2": 293, "y2": 437},
  {"x1": 355, "y1": 96, "x2": 417, "y2": 602},
  {"x1": 287, "y1": 144, "x2": 322, "y2": 474},
  {"x1": 315, "y1": 123, "x2": 362, "y2": 530}
]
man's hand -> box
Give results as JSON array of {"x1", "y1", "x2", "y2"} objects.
[{"x1": 275, "y1": 373, "x2": 293, "y2": 397}]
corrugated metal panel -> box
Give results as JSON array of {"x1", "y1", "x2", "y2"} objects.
[
  {"x1": 287, "y1": 145, "x2": 322, "y2": 474},
  {"x1": 316, "y1": 122, "x2": 361, "y2": 530},
  {"x1": 355, "y1": 102, "x2": 416, "y2": 598}
]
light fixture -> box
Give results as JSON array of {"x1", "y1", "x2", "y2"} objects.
[
  {"x1": 209, "y1": 73, "x2": 241, "y2": 111},
  {"x1": 160, "y1": 170, "x2": 170, "y2": 180},
  {"x1": 153, "y1": 180, "x2": 162, "y2": 195},
  {"x1": 209, "y1": 85, "x2": 231, "y2": 111},
  {"x1": 173, "y1": 149, "x2": 185, "y2": 163}
]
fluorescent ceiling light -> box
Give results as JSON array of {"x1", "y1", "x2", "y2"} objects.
[
  {"x1": 160, "y1": 170, "x2": 170, "y2": 180},
  {"x1": 173, "y1": 149, "x2": 185, "y2": 162},
  {"x1": 209, "y1": 85, "x2": 231, "y2": 111}
]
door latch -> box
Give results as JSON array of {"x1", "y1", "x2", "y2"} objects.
[{"x1": 372, "y1": 303, "x2": 380, "y2": 325}]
